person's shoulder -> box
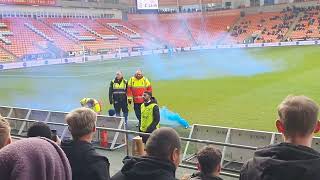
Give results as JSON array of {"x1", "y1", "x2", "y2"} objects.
[
  {"x1": 110, "y1": 171, "x2": 126, "y2": 180},
  {"x1": 86, "y1": 149, "x2": 109, "y2": 164}
]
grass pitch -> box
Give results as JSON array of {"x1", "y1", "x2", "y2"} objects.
[{"x1": 1, "y1": 46, "x2": 320, "y2": 132}]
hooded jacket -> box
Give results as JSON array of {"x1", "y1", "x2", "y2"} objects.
[
  {"x1": 189, "y1": 172, "x2": 223, "y2": 180},
  {"x1": 61, "y1": 140, "x2": 110, "y2": 180},
  {"x1": 240, "y1": 143, "x2": 320, "y2": 180},
  {"x1": 0, "y1": 137, "x2": 72, "y2": 180},
  {"x1": 111, "y1": 156, "x2": 177, "y2": 180}
]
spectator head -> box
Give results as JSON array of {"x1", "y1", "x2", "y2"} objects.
[
  {"x1": 276, "y1": 95, "x2": 320, "y2": 145},
  {"x1": 0, "y1": 137, "x2": 72, "y2": 180},
  {"x1": 27, "y1": 122, "x2": 52, "y2": 139},
  {"x1": 145, "y1": 127, "x2": 181, "y2": 168},
  {"x1": 135, "y1": 70, "x2": 143, "y2": 79},
  {"x1": 0, "y1": 115, "x2": 11, "y2": 149},
  {"x1": 197, "y1": 146, "x2": 222, "y2": 177},
  {"x1": 115, "y1": 71, "x2": 123, "y2": 80},
  {"x1": 65, "y1": 108, "x2": 97, "y2": 141}
]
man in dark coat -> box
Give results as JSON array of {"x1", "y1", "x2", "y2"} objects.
[
  {"x1": 240, "y1": 95, "x2": 320, "y2": 180},
  {"x1": 111, "y1": 127, "x2": 181, "y2": 180},
  {"x1": 61, "y1": 108, "x2": 110, "y2": 180}
]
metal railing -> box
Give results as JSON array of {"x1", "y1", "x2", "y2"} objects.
[{"x1": 8, "y1": 118, "x2": 259, "y2": 178}]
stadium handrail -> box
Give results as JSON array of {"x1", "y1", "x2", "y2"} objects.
[
  {"x1": 7, "y1": 117, "x2": 257, "y2": 150},
  {"x1": 7, "y1": 117, "x2": 248, "y2": 178}
]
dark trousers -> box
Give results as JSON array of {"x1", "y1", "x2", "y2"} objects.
[
  {"x1": 134, "y1": 103, "x2": 142, "y2": 126},
  {"x1": 114, "y1": 101, "x2": 128, "y2": 124},
  {"x1": 140, "y1": 131, "x2": 150, "y2": 144}
]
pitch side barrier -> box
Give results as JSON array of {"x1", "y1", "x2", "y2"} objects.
[
  {"x1": 0, "y1": 106, "x2": 126, "y2": 150},
  {"x1": 0, "y1": 40, "x2": 318, "y2": 70},
  {"x1": 182, "y1": 124, "x2": 320, "y2": 173},
  {"x1": 6, "y1": 122, "x2": 242, "y2": 179}
]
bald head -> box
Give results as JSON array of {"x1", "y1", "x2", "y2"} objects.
[
  {"x1": 135, "y1": 70, "x2": 143, "y2": 79},
  {"x1": 146, "y1": 127, "x2": 181, "y2": 162}
]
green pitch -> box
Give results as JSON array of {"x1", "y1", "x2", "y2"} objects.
[{"x1": 1, "y1": 46, "x2": 320, "y2": 132}]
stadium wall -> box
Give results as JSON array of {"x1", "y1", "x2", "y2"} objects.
[{"x1": 1, "y1": 40, "x2": 319, "y2": 70}]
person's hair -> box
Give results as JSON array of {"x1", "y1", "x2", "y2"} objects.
[
  {"x1": 278, "y1": 95, "x2": 319, "y2": 137},
  {"x1": 146, "y1": 127, "x2": 181, "y2": 160},
  {"x1": 27, "y1": 122, "x2": 52, "y2": 139},
  {"x1": 0, "y1": 115, "x2": 11, "y2": 149},
  {"x1": 65, "y1": 108, "x2": 97, "y2": 140},
  {"x1": 197, "y1": 146, "x2": 222, "y2": 175}
]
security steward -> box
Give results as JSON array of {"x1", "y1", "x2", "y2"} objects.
[
  {"x1": 80, "y1": 98, "x2": 102, "y2": 114},
  {"x1": 127, "y1": 70, "x2": 152, "y2": 128},
  {"x1": 109, "y1": 71, "x2": 129, "y2": 124},
  {"x1": 140, "y1": 91, "x2": 160, "y2": 143}
]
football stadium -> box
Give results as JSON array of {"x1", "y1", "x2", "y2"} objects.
[{"x1": 1, "y1": 0, "x2": 320, "y2": 179}]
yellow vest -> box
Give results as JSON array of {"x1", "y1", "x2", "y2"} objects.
[
  {"x1": 112, "y1": 79, "x2": 127, "y2": 94},
  {"x1": 80, "y1": 98, "x2": 101, "y2": 113},
  {"x1": 140, "y1": 103, "x2": 160, "y2": 132}
]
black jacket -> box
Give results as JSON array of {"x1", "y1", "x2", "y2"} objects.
[
  {"x1": 240, "y1": 142, "x2": 320, "y2": 180},
  {"x1": 109, "y1": 78, "x2": 128, "y2": 104},
  {"x1": 61, "y1": 140, "x2": 110, "y2": 180},
  {"x1": 143, "y1": 97, "x2": 160, "y2": 133},
  {"x1": 111, "y1": 156, "x2": 177, "y2": 180},
  {"x1": 190, "y1": 172, "x2": 223, "y2": 180}
]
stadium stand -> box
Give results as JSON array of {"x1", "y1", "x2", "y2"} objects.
[
  {"x1": 0, "y1": 48, "x2": 14, "y2": 62},
  {"x1": 290, "y1": 6, "x2": 320, "y2": 40},
  {"x1": 42, "y1": 18, "x2": 142, "y2": 53},
  {"x1": 185, "y1": 13, "x2": 239, "y2": 45},
  {"x1": 0, "y1": 18, "x2": 46, "y2": 58},
  {"x1": 2, "y1": 4, "x2": 320, "y2": 62},
  {"x1": 228, "y1": 11, "x2": 297, "y2": 44}
]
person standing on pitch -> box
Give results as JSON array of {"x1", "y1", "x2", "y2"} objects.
[
  {"x1": 109, "y1": 71, "x2": 129, "y2": 125},
  {"x1": 140, "y1": 91, "x2": 160, "y2": 143},
  {"x1": 127, "y1": 70, "x2": 152, "y2": 128}
]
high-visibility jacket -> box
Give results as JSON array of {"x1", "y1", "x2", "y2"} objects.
[
  {"x1": 80, "y1": 98, "x2": 101, "y2": 113},
  {"x1": 127, "y1": 76, "x2": 152, "y2": 104},
  {"x1": 140, "y1": 103, "x2": 160, "y2": 132},
  {"x1": 109, "y1": 78, "x2": 127, "y2": 104}
]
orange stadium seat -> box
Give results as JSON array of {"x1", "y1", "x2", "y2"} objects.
[
  {"x1": 186, "y1": 13, "x2": 239, "y2": 45},
  {"x1": 0, "y1": 18, "x2": 45, "y2": 58},
  {"x1": 0, "y1": 48, "x2": 14, "y2": 62},
  {"x1": 129, "y1": 14, "x2": 194, "y2": 47}
]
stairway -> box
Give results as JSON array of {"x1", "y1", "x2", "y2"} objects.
[
  {"x1": 181, "y1": 19, "x2": 198, "y2": 46},
  {"x1": 282, "y1": 12, "x2": 303, "y2": 41}
]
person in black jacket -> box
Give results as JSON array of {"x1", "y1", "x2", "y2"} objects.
[
  {"x1": 188, "y1": 146, "x2": 223, "y2": 180},
  {"x1": 111, "y1": 127, "x2": 181, "y2": 180},
  {"x1": 240, "y1": 95, "x2": 320, "y2": 180},
  {"x1": 139, "y1": 91, "x2": 160, "y2": 143},
  {"x1": 109, "y1": 71, "x2": 129, "y2": 125},
  {"x1": 61, "y1": 107, "x2": 110, "y2": 180}
]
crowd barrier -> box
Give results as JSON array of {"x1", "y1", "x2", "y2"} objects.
[
  {"x1": 182, "y1": 124, "x2": 320, "y2": 173},
  {"x1": 0, "y1": 106, "x2": 126, "y2": 150},
  {"x1": 1, "y1": 40, "x2": 319, "y2": 70},
  {"x1": 4, "y1": 105, "x2": 320, "y2": 177}
]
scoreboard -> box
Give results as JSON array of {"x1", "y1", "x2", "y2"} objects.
[{"x1": 136, "y1": 0, "x2": 158, "y2": 10}]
